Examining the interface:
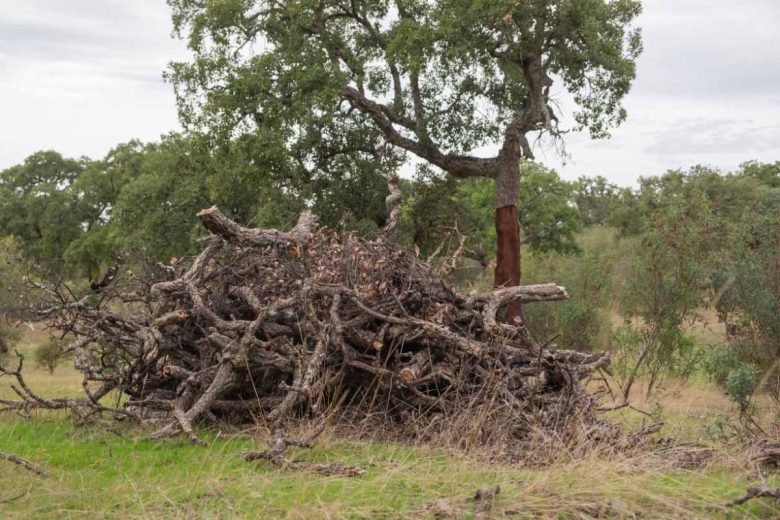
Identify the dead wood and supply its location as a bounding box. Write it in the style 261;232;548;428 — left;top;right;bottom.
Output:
0;450;47;477
755;442;780;471
726;485;780;507
473;485;501;519
2;206;615;464
379;168;402;241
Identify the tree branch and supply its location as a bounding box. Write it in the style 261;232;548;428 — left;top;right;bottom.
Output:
0;450;47;477
342;87;496;178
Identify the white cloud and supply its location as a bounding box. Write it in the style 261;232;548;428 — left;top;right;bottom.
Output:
545;0;780;185
0;0;188;166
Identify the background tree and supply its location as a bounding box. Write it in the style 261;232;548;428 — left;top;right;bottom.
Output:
711;189;780;396
0;151;87;272
739;160;780;189
572;175;620;226
63;141;147;278
33;339;65;374
400;162;581;266
109;132;398;262
167;0;642;322
0;145;144;279
0;237;25;358
617;188;715;400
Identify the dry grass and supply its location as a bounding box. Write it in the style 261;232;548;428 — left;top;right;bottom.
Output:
3;328;780;518
0;324;82;400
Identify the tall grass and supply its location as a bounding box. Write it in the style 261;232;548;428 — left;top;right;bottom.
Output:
2;308;780;518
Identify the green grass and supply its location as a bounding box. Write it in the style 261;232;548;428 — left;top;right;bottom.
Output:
3;414;780;518
0;408;780;518
3;333;780;518
0;417;780;518
0;418;512;518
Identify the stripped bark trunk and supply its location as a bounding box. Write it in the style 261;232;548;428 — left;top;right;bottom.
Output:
490;51;553;326
494;156;523;325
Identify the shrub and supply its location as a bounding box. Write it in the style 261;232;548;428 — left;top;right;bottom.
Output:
0;318;21;360
701;344;762;414
712;196;780;396
700;344;741;387
724;362;758;414
522;227;622;352
609;323;645;378
609;321;698;399
34;339;64;374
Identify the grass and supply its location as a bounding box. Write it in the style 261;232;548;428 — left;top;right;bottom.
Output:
3;331;780;518
3;417;779;519
1;419;495;518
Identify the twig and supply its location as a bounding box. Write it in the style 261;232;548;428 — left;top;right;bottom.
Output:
0;489;30;504
0;450;47;477
726;486;780;507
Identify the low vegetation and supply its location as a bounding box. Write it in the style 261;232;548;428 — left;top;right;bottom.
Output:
2;336;780;518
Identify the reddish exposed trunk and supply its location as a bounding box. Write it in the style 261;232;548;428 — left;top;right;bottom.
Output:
494;205;522;324
493;162;523;325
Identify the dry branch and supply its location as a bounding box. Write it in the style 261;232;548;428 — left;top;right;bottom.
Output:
379;169;402;241
4;206;614;463
726;486;780;507
0;450;47;477
473;485;501;519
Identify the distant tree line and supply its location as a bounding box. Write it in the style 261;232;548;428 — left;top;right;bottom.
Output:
0;135;588;280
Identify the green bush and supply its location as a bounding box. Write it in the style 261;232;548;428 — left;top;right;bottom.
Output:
0;318;21;360
701;344;762;414
724;362;758;413
33;339;64;374
703;192;780;408
522;227;624;352
700;345;741;387
608;323;645;378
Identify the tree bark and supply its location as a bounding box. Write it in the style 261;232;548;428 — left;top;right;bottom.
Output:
494;162;523;325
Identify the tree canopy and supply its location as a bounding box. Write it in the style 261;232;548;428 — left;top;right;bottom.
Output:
168;0;642;160
166;0;643;320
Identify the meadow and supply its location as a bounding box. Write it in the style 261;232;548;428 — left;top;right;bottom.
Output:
2;329;780;519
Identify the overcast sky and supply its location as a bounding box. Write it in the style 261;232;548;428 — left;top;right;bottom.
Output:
1;1;779;186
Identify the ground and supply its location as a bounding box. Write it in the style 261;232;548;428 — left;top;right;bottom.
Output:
2;327;779;519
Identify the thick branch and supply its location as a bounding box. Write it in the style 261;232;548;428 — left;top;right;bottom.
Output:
726;486;780;507
342;87;496;179
197;206;317;246
473;283;569;333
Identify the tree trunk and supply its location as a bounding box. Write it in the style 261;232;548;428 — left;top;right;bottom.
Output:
494;161;522;325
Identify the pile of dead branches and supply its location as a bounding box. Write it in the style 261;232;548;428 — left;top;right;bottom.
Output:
3;207;611;460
